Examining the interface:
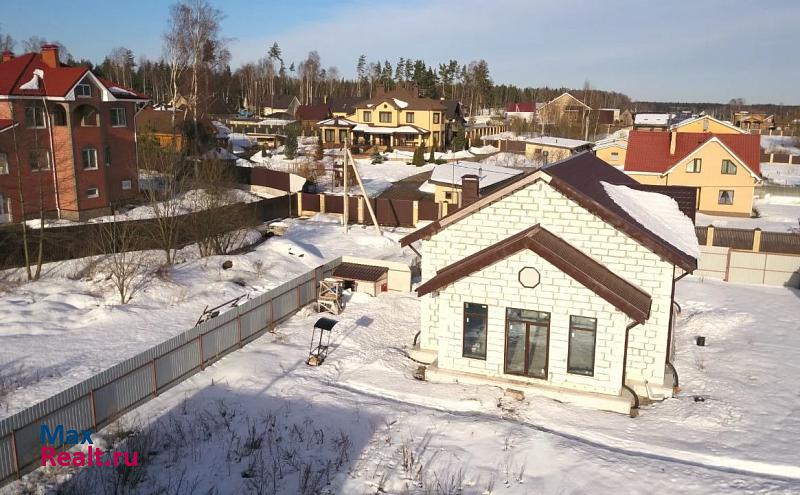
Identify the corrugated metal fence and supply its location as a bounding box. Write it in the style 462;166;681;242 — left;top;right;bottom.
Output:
0;258;341;487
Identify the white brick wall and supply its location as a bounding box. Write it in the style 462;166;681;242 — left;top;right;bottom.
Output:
419;179;676;391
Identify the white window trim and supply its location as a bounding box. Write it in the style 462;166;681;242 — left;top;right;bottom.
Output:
82;148;98;170
30;151;51;171
87;187;100;198
110;107;127;127
76;84;92;98
25;106;47;129
121;179;132;190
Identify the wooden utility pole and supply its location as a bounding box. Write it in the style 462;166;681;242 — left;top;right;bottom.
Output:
342;144;381;236
342;139;349;232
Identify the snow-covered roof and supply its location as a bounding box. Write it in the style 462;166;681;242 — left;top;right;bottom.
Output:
203;147;238;161
634;113;670;126
602;182;699;259
525;136;592;149
429;161;523;189
318;117;358;126
393;98;408;109
352;124;426;135
212;121;231;139
257;117;295;126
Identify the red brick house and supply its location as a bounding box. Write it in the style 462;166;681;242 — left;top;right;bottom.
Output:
0;45;148;223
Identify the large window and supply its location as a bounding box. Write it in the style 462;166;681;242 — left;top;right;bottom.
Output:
718;189;734;205
79;106;99;127
405;112;415;123
567;316;597;376
433;112;440;124
379;111;392;123
29;150;51;171
505;308;550;379
25;104;46;128
686;158;702;173
363;111;372;122
51;106;67;126
110;107;127;127
463;303;488;360
75;83;92;97
324;129;334;143
0;152;8;175
721;159;737;175
338;129;348;143
82;148;98;170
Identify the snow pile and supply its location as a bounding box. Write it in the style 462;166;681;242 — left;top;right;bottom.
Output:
392;98;408;109
761;163;800;186
696;197;800;232
761;135;800;155
211;121;231;139
469;144;499;155
602;182;699;259
228;132;258;150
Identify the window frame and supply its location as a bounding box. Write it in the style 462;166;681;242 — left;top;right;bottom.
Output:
110;107;127;127
121;179;132;191
25;104;47;128
610;151;620;160
0;152;8;175
504;308;551;379
567;315;597;377
721;159;737;175
51;105;67;126
718;189;734;205
324;129;334;143
79;107;99;127
82;148;98;170
379;111;392;123
686;158;702;173
86;187;100;199
75;83;92;98
433;112;441;124
363;111;372;122
29;150;51;171
462;302;488;360
405;112;415;124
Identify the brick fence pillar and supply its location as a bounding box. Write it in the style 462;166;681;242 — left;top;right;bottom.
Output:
753;228;762;252
706;225;715;246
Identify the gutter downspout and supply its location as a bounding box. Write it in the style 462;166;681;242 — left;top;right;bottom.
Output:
622;321;641;411
665;269;691;389
41;91;62;219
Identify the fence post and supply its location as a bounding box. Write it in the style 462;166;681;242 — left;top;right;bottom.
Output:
319;194;326;213
89;389;98;430
706;225;715;246
296;192;303;216
237;313;243;348
151;360;158;397
198;334;205;370
10;431;19;480
442;202;449;218
358;197;365;224
412;201;419;226
753;228;762;252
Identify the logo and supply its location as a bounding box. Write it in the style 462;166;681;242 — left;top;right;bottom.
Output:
40;425;139;468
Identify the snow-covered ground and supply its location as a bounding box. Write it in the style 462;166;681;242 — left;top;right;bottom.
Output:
696;197;800;232
762;163;800;186
479;151;540;169
0;216;416;420
761;135;800;155
12;277;800;494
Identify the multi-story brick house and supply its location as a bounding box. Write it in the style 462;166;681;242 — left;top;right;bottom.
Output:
402;152;698;414
0;45;148;223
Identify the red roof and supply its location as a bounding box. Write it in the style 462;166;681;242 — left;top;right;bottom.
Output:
0;52;147;100
624;131;761;176
506;102;535;113
297;104;330;121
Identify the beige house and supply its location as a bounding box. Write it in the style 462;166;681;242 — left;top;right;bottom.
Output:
319;84;446;150
536;92;591;125
593;136;628;168
262;95;300;117
624;130;761;216
524;137;592;163
402;153;697;414
671;115;746;135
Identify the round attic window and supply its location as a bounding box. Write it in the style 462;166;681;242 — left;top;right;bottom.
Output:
518;267;540;289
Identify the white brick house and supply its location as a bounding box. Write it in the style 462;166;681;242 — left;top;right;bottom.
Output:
401;152;699;414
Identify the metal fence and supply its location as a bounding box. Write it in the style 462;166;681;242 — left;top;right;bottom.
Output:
0;258;341;487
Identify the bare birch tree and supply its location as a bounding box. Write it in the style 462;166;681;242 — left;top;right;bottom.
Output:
95;217;142;304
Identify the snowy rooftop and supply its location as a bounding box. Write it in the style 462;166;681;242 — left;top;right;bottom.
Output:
602;182;699;259
525;136;592;149
634;113;670;126
429;161;523;189
352;123;424;135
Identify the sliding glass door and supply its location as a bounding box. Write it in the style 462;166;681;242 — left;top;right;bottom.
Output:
504;308;550;379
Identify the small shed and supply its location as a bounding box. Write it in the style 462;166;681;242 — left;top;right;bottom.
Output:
332;262;389;296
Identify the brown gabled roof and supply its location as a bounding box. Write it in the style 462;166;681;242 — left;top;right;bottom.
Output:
400;152;696;272
333;262;388;282
416;225;652;324
297;104;330;121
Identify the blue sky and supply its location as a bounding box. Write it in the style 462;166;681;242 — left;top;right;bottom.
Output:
2;0;799;104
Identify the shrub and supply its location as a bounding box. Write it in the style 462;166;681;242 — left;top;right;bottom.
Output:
434;158;448;165
350;145;361;154
370;149;384;164
412;145;425;166
751;207;761;218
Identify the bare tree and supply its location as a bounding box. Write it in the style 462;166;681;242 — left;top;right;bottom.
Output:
95;218;143;304
0;25;14;53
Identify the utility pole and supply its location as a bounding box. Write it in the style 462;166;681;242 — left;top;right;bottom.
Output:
342;138;348;232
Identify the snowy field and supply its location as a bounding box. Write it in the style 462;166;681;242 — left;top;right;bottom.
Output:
10;277;800;494
761;135;800;155
761;163;800;186
0;216;416;420
696;197;800;232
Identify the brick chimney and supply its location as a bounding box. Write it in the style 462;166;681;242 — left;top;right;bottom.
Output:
461;174;480;206
1;51;13;63
669;130;677;155
41;44;59;68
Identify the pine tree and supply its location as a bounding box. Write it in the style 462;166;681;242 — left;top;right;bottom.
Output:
428;136;437;162
314;132;324;161
285;124;299;159
412;144;425;166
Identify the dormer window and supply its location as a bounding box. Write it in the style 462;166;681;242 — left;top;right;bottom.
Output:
76;84;92;98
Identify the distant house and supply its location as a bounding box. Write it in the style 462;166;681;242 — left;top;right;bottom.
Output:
327;96;365;118
317;117;357;147
296;104;331;134
733;112;775;134
671;115;745;135
524;137;593;163
624;130;761;216
423;161;524;207
0;44;148;222
597;108;621;125
262;95;300;117
632;113;671;131
137;106;189;151
402;152;698;414
593;135;628;168
506;102;536;123
536;92;591;125
222;113;297;149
